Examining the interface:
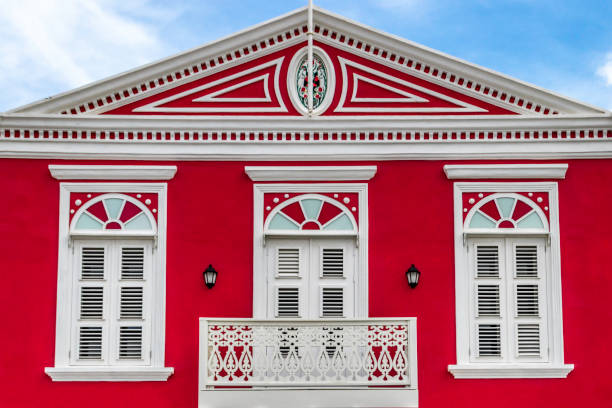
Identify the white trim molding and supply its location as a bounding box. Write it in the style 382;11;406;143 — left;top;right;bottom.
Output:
198;389;417;408
245;166;377;181
450;182;572;379
252;183;369;319
2;113;611;160
49;165;177;180
444;164;568;179
44;367;174;382
46;182;173;381
448;364;574;379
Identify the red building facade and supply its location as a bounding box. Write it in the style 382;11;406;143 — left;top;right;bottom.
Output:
1;6;611;408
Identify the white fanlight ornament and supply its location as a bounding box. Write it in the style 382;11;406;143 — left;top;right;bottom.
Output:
264;193;357;234
464;193;549;233
70;193;157;236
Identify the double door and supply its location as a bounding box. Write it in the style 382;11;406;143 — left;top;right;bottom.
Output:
266;238;356;319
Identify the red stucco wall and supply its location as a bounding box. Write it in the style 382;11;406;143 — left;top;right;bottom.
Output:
0;158;610;407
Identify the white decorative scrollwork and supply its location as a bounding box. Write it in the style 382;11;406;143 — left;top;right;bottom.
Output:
203;320;412;387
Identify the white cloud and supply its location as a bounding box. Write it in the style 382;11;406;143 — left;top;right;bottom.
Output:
597;53;612;86
0;0;175;111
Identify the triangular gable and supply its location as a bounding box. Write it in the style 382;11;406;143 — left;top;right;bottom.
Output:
9;6;607;116
338;59;482;113
103;40;516;116
328;50;509;115
129;58;287;114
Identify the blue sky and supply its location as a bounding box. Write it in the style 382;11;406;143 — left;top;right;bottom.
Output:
1;0;610;112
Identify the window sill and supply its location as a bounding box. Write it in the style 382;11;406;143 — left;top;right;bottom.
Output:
448;364;574;379
44;366;174;381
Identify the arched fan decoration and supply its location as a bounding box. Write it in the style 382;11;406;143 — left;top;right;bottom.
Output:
466;194;548;231
71;194;156;234
265;194;357;233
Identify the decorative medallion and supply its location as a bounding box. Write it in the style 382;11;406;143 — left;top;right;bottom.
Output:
296;54;328;110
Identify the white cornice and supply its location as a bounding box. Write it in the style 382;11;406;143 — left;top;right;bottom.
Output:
444;164;568;179
448;364;574;379
2;140;612;160
2;112;611;131
48;165;177;180
2;113;611;160
245;166;377;181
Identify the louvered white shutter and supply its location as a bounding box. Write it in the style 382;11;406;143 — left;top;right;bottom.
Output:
120;247;145;280
321;287;344;317
276;248;300;277
510;240;547;360
73;243;110;363
313;239;354;319
268;240;308;319
469;237;548;363
118;326;144;360
72;240;152;366
114;243;151;364
276;287;300;317
472;240;505;359
78;327;103;360
321;248;344;278
266;238;356;319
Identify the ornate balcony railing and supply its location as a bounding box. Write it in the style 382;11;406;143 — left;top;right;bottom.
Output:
199;318;417;388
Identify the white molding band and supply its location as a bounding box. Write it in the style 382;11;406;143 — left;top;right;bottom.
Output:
252;183;369;320
44;367;174;382
448;364;574;379
451;182;570;379
245;166;377;181
198;389;418;408
49;165;177;180
2;112;610;130
444;164;568;179
48;182;171;381
1;113;611;160
2;141;610;160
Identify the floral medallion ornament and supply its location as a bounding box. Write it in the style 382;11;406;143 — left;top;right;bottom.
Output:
296;54;328;110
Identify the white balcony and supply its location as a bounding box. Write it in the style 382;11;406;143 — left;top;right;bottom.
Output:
198;318;418;408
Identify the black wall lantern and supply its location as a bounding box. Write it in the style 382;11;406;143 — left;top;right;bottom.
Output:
203;264;218;289
406;264;420;289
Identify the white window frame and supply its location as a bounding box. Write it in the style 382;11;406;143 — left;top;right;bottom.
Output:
45;182;173;381
253;183;368;319
448;182;574;378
